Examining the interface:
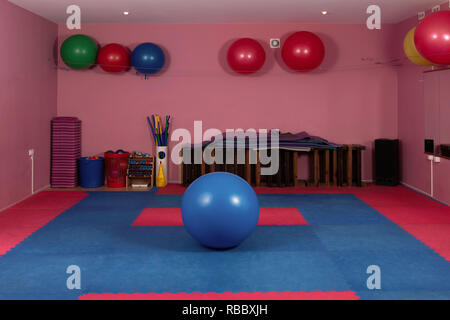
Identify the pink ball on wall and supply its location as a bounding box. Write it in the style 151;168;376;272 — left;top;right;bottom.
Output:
227;38;266;74
281;31;325;72
415;11;450;65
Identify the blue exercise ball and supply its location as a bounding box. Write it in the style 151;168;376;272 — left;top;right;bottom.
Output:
131;43;165;74
181;172;260;249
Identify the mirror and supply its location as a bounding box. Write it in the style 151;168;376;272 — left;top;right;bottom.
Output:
424;69;450;158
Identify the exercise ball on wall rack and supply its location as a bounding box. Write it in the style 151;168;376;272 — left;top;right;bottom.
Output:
131;43;166;75
97;43;131;73
415;11;450;65
60;34;98;70
281;31;325;72
226;38;266;74
404;27;434;66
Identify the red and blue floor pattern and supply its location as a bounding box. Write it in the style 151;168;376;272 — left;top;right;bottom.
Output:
0;185;449;300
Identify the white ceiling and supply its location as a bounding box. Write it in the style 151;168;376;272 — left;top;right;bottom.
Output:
8;0;444;24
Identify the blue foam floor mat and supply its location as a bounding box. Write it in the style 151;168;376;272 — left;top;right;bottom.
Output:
0;191;449;300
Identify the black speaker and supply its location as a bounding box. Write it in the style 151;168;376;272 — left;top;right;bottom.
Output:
425;139;434;154
375;139;399;186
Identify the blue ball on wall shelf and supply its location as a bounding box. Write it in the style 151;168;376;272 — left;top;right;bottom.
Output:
181;172;260;249
131;43;165;75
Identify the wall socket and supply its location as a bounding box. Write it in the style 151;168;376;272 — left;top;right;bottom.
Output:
432;5;441;13
28;149;34;157
418;11;425;20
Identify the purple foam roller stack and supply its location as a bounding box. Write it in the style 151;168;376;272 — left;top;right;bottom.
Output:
51;117;81;188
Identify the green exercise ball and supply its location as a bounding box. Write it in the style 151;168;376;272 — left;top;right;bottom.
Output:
60;35;98;69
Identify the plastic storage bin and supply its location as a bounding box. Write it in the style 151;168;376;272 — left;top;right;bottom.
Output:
79;157;104;188
104;152;130;188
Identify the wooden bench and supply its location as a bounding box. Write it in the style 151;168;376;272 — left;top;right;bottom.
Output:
181;145;366;188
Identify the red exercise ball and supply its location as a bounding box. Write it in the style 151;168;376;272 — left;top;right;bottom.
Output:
97;43;130;73
227;38;266;74
415;11;450;65
281;31;325;72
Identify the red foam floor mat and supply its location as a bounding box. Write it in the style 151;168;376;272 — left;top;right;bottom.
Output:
0;191;88;255
132;207;308;226
133;208;184;226
369;206;450;225
3;186;449;262
156;184;186;195
355;189;450;261
10;191;87;209
393;224;450;260
79;291;359;300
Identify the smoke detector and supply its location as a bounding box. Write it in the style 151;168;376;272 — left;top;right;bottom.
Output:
270;39;280;48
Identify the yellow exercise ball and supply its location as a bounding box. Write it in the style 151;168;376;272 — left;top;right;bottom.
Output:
404;27;434;66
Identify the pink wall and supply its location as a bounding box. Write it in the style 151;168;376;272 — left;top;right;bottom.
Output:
395;4;450;205
2;2;447;208
58;23;398;182
0;0;57;211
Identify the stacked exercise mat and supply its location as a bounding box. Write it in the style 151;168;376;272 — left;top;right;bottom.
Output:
51;117;81;188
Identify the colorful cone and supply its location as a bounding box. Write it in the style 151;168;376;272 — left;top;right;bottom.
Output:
156;161;167;187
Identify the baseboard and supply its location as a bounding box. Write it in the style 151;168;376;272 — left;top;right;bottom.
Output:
0;184;50;213
400;181;431;198
401;181;449;206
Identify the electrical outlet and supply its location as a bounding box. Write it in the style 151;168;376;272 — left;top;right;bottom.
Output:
427;155;434;161
432;5;440;13
418;11;425;20
28;149;34;157
434;157;441;163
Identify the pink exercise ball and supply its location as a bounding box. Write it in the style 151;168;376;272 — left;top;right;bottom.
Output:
415;11;450;65
281;31;325;72
227;38;266;74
